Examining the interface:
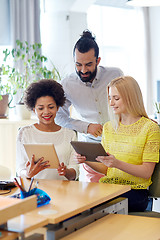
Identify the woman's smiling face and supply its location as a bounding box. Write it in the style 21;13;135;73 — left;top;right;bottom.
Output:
34;96;58;125
108;86;127;115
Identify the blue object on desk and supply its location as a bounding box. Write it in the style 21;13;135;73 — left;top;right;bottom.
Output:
20;188;51;207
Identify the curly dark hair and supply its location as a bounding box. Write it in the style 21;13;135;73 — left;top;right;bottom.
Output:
24;79;66;111
73;30;99;59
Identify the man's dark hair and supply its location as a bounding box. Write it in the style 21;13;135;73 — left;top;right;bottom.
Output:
73;30;99;59
24;79;66;110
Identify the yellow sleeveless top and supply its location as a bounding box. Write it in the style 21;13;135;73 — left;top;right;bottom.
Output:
99;117;160;189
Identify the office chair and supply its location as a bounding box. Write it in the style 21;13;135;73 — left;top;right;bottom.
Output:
0;165;11;180
129;154;160;218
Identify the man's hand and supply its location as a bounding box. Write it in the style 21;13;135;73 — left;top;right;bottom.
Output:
87;123;103;137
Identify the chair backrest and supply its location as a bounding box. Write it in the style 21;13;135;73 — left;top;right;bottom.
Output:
149;152;160;198
0;165;11;180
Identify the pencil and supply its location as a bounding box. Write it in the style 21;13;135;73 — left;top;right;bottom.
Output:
14;178;25;192
28;177;34;192
20;177;25;190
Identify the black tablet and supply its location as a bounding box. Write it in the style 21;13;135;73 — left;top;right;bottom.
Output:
70;141;108;162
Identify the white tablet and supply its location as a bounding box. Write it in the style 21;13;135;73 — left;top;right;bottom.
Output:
70;141;108;162
23;143;60;169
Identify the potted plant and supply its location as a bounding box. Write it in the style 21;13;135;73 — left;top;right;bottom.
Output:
155;102;160;124
1;40;61;119
0;67;13;118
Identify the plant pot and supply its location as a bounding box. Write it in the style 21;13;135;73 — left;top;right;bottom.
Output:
0;94;9;118
16;104;31;120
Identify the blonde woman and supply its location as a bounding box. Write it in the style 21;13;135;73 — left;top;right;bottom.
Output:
76;76;160;212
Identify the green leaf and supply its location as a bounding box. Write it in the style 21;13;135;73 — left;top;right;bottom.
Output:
20;42;23;49
34;52;37;58
1;39;61;103
16;40;20;45
38;43;42;48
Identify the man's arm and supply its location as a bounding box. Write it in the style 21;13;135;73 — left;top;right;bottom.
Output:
55;98;90;133
56;103;103;137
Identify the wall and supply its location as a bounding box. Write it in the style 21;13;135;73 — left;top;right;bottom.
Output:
41;1;160;116
40;0;88;78
149;7;160;103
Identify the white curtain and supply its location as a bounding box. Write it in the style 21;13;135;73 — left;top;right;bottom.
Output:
0;0;10;45
10;0;41;47
9;0;41;107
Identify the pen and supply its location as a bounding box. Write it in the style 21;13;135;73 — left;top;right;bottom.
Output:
14;178;25;192
28;177;34;192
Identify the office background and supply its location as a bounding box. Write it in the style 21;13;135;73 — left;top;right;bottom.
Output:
0;0;160;213
0;0;160;116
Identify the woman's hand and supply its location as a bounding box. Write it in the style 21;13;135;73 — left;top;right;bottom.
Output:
74;152;86;164
96;152;119;168
25;154;50;178
57;162;76;180
57;162;67;176
96;154;156;179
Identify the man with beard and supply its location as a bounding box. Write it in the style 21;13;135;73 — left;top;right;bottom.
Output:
55;30;123;142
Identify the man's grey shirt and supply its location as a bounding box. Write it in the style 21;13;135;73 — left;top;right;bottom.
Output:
55;66;123;135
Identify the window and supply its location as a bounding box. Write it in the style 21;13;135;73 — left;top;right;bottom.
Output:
0;0;11;71
87;5;147;107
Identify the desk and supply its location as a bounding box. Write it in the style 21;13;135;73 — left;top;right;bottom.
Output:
0;230;19;240
61;213;160;240
0;192;48;239
0;195;37;225
7;180;130;239
0;195;37;239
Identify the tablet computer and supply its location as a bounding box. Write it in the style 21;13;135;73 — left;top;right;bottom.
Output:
70;141;108;162
23;143;60;169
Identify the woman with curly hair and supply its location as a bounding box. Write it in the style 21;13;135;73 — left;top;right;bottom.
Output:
16;79;79;180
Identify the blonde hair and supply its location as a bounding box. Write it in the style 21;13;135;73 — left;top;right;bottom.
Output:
107;76;148;128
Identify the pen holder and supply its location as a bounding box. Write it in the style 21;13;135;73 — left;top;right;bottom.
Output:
20;188;51;207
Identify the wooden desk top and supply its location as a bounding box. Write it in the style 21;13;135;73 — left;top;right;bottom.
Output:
61;214;160;240
0;195;37;225
7;214;48;234
9;179;130;226
0;230;19;240
0;189;48;235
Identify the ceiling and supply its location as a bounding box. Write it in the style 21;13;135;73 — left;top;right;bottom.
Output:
95;0;131;8
44;0;132;13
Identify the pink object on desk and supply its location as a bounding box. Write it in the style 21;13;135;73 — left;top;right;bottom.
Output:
83;163;105;182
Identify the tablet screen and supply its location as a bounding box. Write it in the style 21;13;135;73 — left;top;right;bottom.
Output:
70;141;108;162
23;143;60;169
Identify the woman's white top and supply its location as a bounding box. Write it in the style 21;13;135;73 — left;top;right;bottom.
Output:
16;125;79;180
